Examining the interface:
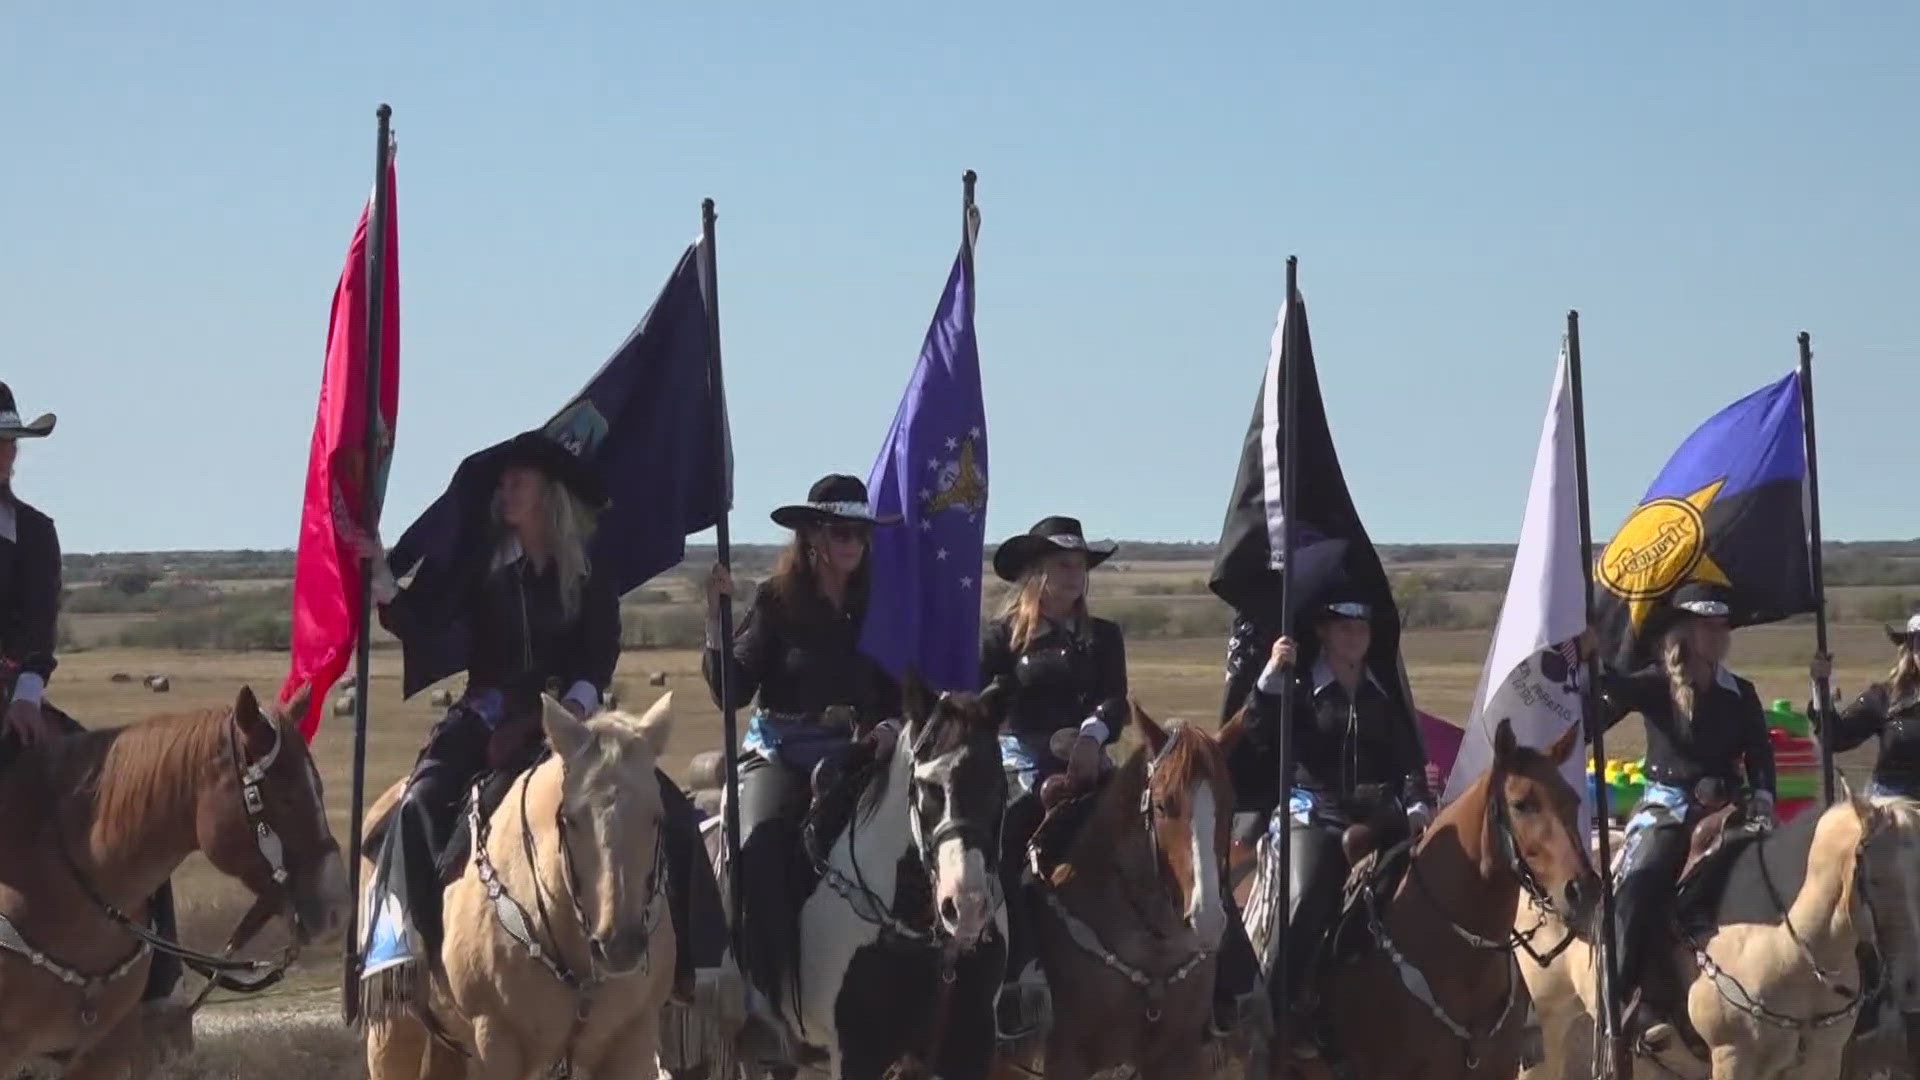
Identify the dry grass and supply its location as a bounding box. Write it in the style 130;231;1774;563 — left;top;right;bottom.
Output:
29;621;1904;1077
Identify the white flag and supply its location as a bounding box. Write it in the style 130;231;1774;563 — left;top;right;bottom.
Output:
1442;343;1592;825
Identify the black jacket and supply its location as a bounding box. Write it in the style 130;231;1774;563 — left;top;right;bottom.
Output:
0;488;60;684
979;614;1127;748
380;550;620;715
1813;679;1920;793
703;580;899;728
1231;658;1432;815
1599;664;1775;797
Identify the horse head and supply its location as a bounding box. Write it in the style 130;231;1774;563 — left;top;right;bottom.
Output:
197;684;349;946
1486;717;1598;931
900;669;1007;948
536;691;674;979
1133;700;1236;950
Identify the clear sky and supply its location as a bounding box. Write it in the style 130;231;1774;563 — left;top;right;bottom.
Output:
6;2;1915;554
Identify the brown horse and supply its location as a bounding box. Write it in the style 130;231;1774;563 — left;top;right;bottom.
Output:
0;685;350;1078
1240;717;1596;1080
997;702;1241;1080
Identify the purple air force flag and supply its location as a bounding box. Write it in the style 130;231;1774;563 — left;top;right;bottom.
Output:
860;231;988;692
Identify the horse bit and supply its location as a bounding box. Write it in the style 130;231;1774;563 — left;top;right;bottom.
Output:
0;710;301;1028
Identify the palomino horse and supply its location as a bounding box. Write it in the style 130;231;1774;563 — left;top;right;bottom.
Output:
1239;717;1597;1080
993;703;1240;1080
0;685;350;1077
1519;785;1920;1080
694;673;1009;1080
364;692;680;1080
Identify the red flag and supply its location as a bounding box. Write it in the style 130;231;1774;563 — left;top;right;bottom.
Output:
282;164;399;740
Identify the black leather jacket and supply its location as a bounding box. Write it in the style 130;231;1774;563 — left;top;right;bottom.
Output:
1231;657;1433;816
979;614;1128;750
1813;679;1920;793
0;488;61;684
1598;664;1775;798
381;551;620;714
703;580;900;728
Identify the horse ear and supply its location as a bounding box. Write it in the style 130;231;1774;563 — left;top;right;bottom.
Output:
1133;698;1168;755
633;692;674;759
1493;717;1517;764
232;685;277;756
1548;720;1581;766
542;695;590;760
1217;709;1247;755
279;681;314;730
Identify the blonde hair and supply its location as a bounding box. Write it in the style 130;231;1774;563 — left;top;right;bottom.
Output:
493;473;597;621
1663;623;1699;721
1891;645;1920;701
999;565;1089;652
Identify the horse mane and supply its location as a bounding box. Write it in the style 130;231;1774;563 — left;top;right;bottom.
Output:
44;708;233;850
1055;744;1154;884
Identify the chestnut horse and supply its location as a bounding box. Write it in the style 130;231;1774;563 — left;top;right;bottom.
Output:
0;685;350;1078
996;703;1241;1080
1240;718;1597;1080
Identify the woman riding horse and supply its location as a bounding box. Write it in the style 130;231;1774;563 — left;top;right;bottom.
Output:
0;380;184;1018
1810;612;1920;800
981;516;1128;1041
1223;582;1434;1033
1597;580;1777;1058
354;429;725;1001
701;473;904;1053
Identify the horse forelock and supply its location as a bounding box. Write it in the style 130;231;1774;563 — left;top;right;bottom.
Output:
1148;721;1229;805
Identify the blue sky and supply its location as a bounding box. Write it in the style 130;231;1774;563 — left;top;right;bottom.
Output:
6;2;1915;554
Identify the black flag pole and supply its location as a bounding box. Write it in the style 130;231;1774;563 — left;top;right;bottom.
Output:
341;102;394;1025
1799;332;1836;806
1566;309;1622;1069
699;198;747;977
1271;254;1300;1030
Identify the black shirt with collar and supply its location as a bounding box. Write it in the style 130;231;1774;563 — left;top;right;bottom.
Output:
1813;679;1920;793
703;580;900;728
1598;663;1775;797
979;613;1128;748
0;487;61;684
1232;656;1433;814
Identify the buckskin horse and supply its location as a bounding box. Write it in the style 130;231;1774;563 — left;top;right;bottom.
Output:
686;673;1009;1080
0;684;349;1078
994;702;1243;1080
363;692;684;1080
1519;783;1920;1080
1239;717;1597;1080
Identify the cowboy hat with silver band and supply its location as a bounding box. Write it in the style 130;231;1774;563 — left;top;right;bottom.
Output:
770;474;901;530
1888;613;1920;647
992;515;1117;581
0;382;54;439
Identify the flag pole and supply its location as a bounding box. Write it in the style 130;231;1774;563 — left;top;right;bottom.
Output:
962;169;977;280
1566;309;1622;1072
1271;254;1300;1033
699;198;747;975
1799;332;1836;806
341;102;393;1024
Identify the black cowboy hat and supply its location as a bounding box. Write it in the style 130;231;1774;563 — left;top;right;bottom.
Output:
1306;581;1375;624
1887;612;1920;647
494;430;608;511
770;474;901;530
992;516;1118;582
1640;581;1738;644
0;382;54;439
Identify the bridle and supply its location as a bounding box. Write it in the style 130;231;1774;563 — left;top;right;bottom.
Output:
0;708;305;1029
469;748;668;1078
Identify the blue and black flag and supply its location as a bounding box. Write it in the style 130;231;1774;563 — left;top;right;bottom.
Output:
383;241;730;698
1594;371;1813;669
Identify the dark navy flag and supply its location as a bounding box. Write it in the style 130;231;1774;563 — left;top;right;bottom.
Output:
860;237;988;693
1594;370;1811;669
384;241;729;698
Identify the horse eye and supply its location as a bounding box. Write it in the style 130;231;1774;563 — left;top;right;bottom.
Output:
1512;796;1539;814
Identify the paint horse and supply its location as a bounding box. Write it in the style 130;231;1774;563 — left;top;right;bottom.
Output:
363;693;682;1080
0;685;349;1078
1240;717;1598;1080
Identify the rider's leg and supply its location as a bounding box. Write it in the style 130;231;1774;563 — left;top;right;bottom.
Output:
385;705;491;957
996;787;1047;1040
140;880;183;1002
734;752;809;1019
1276;822;1347;1021
1611;821;1689;1040
1210;880;1260;1036
653;768;730;1000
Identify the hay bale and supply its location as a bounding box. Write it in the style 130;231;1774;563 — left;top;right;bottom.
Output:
428;689;454;708
685;750;725;792
339;673;357;690
144;675;171;693
333;691;356;717
110;672;134;684
693;788;723;819
649;671;669;687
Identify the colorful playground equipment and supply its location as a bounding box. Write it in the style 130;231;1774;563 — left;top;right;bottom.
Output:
1591;699;1822;823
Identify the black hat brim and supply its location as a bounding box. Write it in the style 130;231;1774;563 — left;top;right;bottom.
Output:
992;533;1118;582
1888;624;1920;647
0;413;56;439
496;432;608;511
769;503;902;530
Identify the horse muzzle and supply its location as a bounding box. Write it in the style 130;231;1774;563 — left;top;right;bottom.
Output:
1560;868;1602;932
294;847;352;945
933;839;995;946
589;927;653;978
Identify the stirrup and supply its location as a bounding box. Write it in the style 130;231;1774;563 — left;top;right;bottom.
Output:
995;968;1052;1042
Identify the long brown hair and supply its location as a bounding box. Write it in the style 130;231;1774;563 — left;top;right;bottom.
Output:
1891;643;1920;701
998;565;1090;652
767;529;870;614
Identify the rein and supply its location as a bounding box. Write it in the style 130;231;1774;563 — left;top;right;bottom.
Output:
468;751;668;1079
0;710;301;1029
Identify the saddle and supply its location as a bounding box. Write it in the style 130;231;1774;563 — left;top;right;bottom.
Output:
1028;775;1108;886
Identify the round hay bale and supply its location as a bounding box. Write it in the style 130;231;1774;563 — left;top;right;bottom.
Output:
693;788;723;819
340;673;357;690
428;689;455;708
145;675;171;693
685;750;725;792
333;690;356;717
648;671;669;687
109;672;134;684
